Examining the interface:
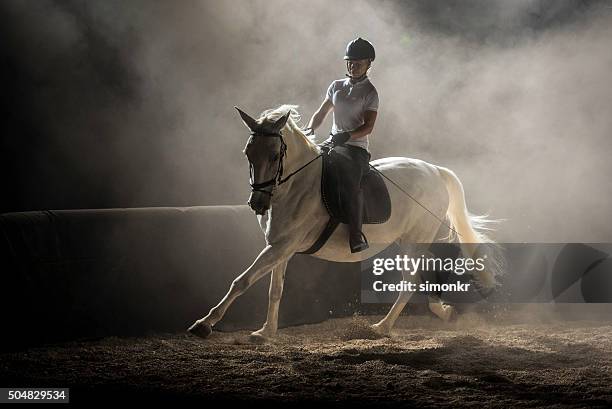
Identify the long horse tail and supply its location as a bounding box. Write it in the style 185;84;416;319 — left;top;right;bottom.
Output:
438;166;504;289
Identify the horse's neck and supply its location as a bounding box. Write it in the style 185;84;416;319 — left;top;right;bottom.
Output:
265;130;323;240
266;162;323;245
284;129;320;174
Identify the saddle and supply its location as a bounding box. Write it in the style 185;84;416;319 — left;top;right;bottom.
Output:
298;146;392;254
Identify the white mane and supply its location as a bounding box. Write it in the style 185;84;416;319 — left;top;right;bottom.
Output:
259;104;318;148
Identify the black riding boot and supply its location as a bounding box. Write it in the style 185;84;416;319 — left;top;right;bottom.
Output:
348;189;369;253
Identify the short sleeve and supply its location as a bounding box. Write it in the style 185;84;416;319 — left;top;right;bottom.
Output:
325;81;335;102
364;88;379;112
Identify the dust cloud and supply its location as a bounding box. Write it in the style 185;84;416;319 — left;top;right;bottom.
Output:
1;0;611;242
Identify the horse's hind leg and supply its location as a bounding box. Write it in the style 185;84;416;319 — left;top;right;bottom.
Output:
372;222;446;335
372;265;418;336
371;241;422;336
188;244;291;339
371;249;456;334
428;295;456;322
249;259;288;343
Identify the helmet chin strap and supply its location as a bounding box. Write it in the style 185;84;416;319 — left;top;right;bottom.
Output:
345;72;368;82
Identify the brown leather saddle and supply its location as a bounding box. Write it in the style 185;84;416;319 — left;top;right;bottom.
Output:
298;148;391;254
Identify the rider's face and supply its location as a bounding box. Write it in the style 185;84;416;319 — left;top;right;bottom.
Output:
346;59;370;79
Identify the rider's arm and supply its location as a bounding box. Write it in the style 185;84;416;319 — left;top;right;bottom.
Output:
307;99;334;132
348;110;377;140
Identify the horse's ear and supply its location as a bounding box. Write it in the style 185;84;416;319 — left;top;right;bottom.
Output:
271;111;291;133
235;106;258;131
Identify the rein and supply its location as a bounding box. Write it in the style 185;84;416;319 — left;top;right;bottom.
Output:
369;163;463;239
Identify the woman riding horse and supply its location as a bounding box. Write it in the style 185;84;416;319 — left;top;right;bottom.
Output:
187;38;500;342
305;37;378;253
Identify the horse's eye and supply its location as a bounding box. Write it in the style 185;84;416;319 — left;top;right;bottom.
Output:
271;153;279;161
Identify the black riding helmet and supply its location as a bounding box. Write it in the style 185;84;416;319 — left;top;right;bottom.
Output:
344;37;375;61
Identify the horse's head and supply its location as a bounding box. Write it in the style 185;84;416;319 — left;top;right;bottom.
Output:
236;107;290;215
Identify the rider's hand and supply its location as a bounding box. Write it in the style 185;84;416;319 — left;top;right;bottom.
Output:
331;131;351;146
317;140;334;155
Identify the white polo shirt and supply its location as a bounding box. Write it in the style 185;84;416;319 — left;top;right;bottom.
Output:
323;77;379;152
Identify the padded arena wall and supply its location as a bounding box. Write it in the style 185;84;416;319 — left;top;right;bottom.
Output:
0;206;360;350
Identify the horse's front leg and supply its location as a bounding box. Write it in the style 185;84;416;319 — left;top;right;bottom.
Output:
249;259;288;343
188;243;292;339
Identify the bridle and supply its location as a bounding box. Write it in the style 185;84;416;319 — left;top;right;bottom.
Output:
248;131;287;197
247;130;323;198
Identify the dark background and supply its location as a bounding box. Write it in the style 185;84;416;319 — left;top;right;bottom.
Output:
1;8;612;404
1;0;611;242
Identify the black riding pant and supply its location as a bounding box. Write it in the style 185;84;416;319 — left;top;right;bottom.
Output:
331;145;371;238
331;145;371;192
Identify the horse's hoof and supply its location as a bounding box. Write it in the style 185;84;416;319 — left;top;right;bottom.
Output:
439;305;457;322
445;306;458;322
429;302;457;323
188;321;212;339
248;331;270;344
370;323;391;336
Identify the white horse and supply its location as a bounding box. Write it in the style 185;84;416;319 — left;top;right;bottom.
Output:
189;105;498;342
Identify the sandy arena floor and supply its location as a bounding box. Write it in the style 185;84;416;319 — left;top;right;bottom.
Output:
1;310;611;407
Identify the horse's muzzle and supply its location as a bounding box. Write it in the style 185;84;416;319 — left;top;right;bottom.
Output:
247;192;270;215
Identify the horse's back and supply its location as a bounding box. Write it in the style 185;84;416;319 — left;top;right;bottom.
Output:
371;156;444;187
370;156;449;223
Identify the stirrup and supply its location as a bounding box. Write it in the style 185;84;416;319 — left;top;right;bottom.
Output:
350;232;369;253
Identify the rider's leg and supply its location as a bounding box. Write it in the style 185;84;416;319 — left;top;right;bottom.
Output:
332;145;370;253
348;188;368;253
